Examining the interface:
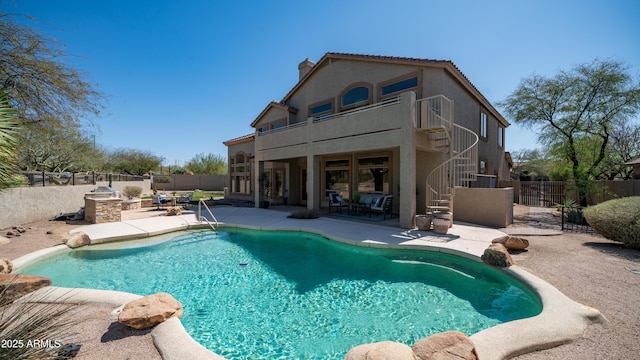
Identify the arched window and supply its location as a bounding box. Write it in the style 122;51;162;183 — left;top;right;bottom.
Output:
340;83;372;110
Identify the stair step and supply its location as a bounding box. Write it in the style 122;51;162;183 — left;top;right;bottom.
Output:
432;199;450;204
427;205;451;211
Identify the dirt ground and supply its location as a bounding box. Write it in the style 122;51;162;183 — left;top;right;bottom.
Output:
1;205;639;359
1;215;162;360
509;205;640;360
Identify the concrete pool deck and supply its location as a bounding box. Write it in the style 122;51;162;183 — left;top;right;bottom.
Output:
13;206;606;360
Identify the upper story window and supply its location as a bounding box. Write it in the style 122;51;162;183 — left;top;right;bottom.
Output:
480;111;488;139
340;83;371;111
309;99;333;118
498;126;505;149
380;76;418;98
270;121;285;130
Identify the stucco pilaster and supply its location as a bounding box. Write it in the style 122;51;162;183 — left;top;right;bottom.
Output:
306;154;320;212
399;92;417;228
255;161;264;208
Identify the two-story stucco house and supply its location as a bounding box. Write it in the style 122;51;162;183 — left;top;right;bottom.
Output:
224;52;510;228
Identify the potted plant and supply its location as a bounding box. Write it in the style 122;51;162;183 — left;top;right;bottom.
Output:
259;172;271;208
353;192;361;203
415;214;432;231
433;217;449;234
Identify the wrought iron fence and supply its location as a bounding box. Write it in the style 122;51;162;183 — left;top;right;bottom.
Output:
561;205;594;233
520;181;565;207
20;171;144;187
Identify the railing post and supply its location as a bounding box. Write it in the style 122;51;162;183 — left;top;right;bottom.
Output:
42;171;45;187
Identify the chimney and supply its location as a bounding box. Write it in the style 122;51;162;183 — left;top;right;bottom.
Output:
298;58;315;80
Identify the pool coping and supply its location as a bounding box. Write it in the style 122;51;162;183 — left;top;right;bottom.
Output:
12;207;606;360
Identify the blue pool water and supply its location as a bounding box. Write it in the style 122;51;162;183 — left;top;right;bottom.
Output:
19;228;541;359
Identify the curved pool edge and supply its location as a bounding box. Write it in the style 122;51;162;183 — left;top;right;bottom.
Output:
470;266;606;360
14;211;607;360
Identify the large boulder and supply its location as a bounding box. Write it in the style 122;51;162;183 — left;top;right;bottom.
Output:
412;331;478;360
491;235;529;250
66;232;91;248
117;292;183;330
481;243;514;267
0;274;52;302
0;258;13;273
345;341;417;360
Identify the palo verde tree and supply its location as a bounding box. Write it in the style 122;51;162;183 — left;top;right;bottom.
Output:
0;13;103;125
500;59;640;205
186;153;227;175
106;148;163;176
1;13;104;176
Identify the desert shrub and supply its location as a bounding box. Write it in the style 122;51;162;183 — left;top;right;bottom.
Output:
583;196;640;249
0;286;80;359
287;209;319;219
122;186;142;199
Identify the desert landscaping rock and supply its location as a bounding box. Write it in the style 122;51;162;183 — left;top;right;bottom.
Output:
345;341;417;360
492;235;530;250
0;273;52;302
481;243;514;267
66;231;91;248
118;292;183;330
412;331;478;360
0;257;12;273
165;206;182;216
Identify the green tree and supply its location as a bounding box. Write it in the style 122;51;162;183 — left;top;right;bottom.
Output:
0;93;20;190
511;149;554;180
16;121;98;172
186;153;227;175
0;14;103;126
107;148;163;176
500;59;640;205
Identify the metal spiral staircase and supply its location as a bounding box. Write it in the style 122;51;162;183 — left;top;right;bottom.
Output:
418;95;479;217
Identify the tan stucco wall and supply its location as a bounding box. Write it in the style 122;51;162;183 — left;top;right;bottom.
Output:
0;180;151;229
453;187;514;228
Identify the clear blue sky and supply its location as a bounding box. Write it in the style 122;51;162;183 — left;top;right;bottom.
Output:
4;0;640;166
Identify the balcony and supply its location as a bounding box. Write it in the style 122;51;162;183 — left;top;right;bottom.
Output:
255;93;414;153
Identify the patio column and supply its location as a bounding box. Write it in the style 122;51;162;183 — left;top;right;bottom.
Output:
254;161;264;208
399;92;417;229
306;154;320;212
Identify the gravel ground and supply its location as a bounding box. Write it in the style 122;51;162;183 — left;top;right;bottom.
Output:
2;206;639;359
509;206;640;360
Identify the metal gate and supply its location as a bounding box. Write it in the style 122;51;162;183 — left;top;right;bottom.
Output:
519;181;565;207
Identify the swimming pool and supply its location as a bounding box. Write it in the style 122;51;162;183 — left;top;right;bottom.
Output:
19;228;542;359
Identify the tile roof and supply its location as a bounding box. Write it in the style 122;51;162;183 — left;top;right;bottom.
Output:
222;133;254;146
250;101;299;128
283;52;509;126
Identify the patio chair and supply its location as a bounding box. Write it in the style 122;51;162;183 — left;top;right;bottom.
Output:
176;193;193;209
152;194;171;210
369;195;393;220
329;192;348;214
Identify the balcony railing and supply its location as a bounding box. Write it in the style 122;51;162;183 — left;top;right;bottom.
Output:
312;96;401;123
257;121;307;136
